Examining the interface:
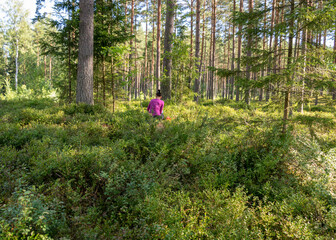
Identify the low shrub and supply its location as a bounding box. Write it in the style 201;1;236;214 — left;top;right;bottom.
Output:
1;98;336;239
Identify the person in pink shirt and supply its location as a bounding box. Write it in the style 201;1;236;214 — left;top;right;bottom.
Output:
147;90;164;120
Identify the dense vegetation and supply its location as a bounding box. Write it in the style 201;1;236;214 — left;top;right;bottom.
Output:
1;0;336;238
1;96;336;239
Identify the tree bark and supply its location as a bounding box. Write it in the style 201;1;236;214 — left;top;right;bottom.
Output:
76;0;94;105
283;0;294;133
144;0;148;98
156;0;162;90
333;29;336;100
194;0;201;102
49;56;52;88
189;0;194;88
68;29;72;102
103;56;106;106
210;0;216;101
135;14;139;99
260;0;267;101
236;0;243;101
128;0;134;101
200;0;206;99
151;0;156;97
44;56;47;81
300;25;307;113
111;57;115;112
123;1;128;95
15;38;19;91
278;0;285;74
266;0;276;102
230;0;236;100
245;0;253;105
227;25;231;99
162;0;175;99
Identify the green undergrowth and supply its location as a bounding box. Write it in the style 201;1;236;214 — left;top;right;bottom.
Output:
1;98;336;239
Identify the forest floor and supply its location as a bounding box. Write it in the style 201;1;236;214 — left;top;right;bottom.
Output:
1;97;336;239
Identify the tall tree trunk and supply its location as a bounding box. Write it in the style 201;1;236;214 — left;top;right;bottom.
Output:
76;0;94;105
205;37;209;99
123;1;128;95
208;26;212;100
151;0;156;97
259;0;267;101
162;0;175;99
266;0;276;102
128;0;134;101
44;56;47;81
323;29;327;49
283;0;294;133
156;0;162;90
135;14;139;99
230;0;236;100
144;0;148;98
227;25;231;99
49;56;52;88
189;0;194;88
245;0;253;105
194;0;201;102
68;30;72;102
294;23;300;59
278;0;284;74
236;0;243;101
300;3;307;113
102;56;106;106
15;38;19;91
273;0;279;75
111;57;115;112
200;0;206;99
37;37;40;67
210;0;216;101
333;29;336;100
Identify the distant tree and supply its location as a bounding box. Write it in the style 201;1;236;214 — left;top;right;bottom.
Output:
282;0;294;133
1;0;30;92
210;0;216;101
36;0;79;102
128;0;134;101
0;27;6;84
189;0;194;89
230;0;235;100
194;0;201;102
333;29;336;100
236;0;243;101
143;0;149;99
245;0;253;105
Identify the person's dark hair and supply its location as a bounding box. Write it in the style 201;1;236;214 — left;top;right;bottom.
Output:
156;90;162;97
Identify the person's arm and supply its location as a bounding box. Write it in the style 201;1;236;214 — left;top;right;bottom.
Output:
160;101;164;114
147;101;151;113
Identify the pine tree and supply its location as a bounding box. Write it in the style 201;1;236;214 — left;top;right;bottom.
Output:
162;0;175;99
76;0;94;105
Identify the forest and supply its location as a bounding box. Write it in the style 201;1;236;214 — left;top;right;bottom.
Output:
1;0;336;238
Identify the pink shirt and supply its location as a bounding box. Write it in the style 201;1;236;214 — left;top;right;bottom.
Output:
147;98;164;116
